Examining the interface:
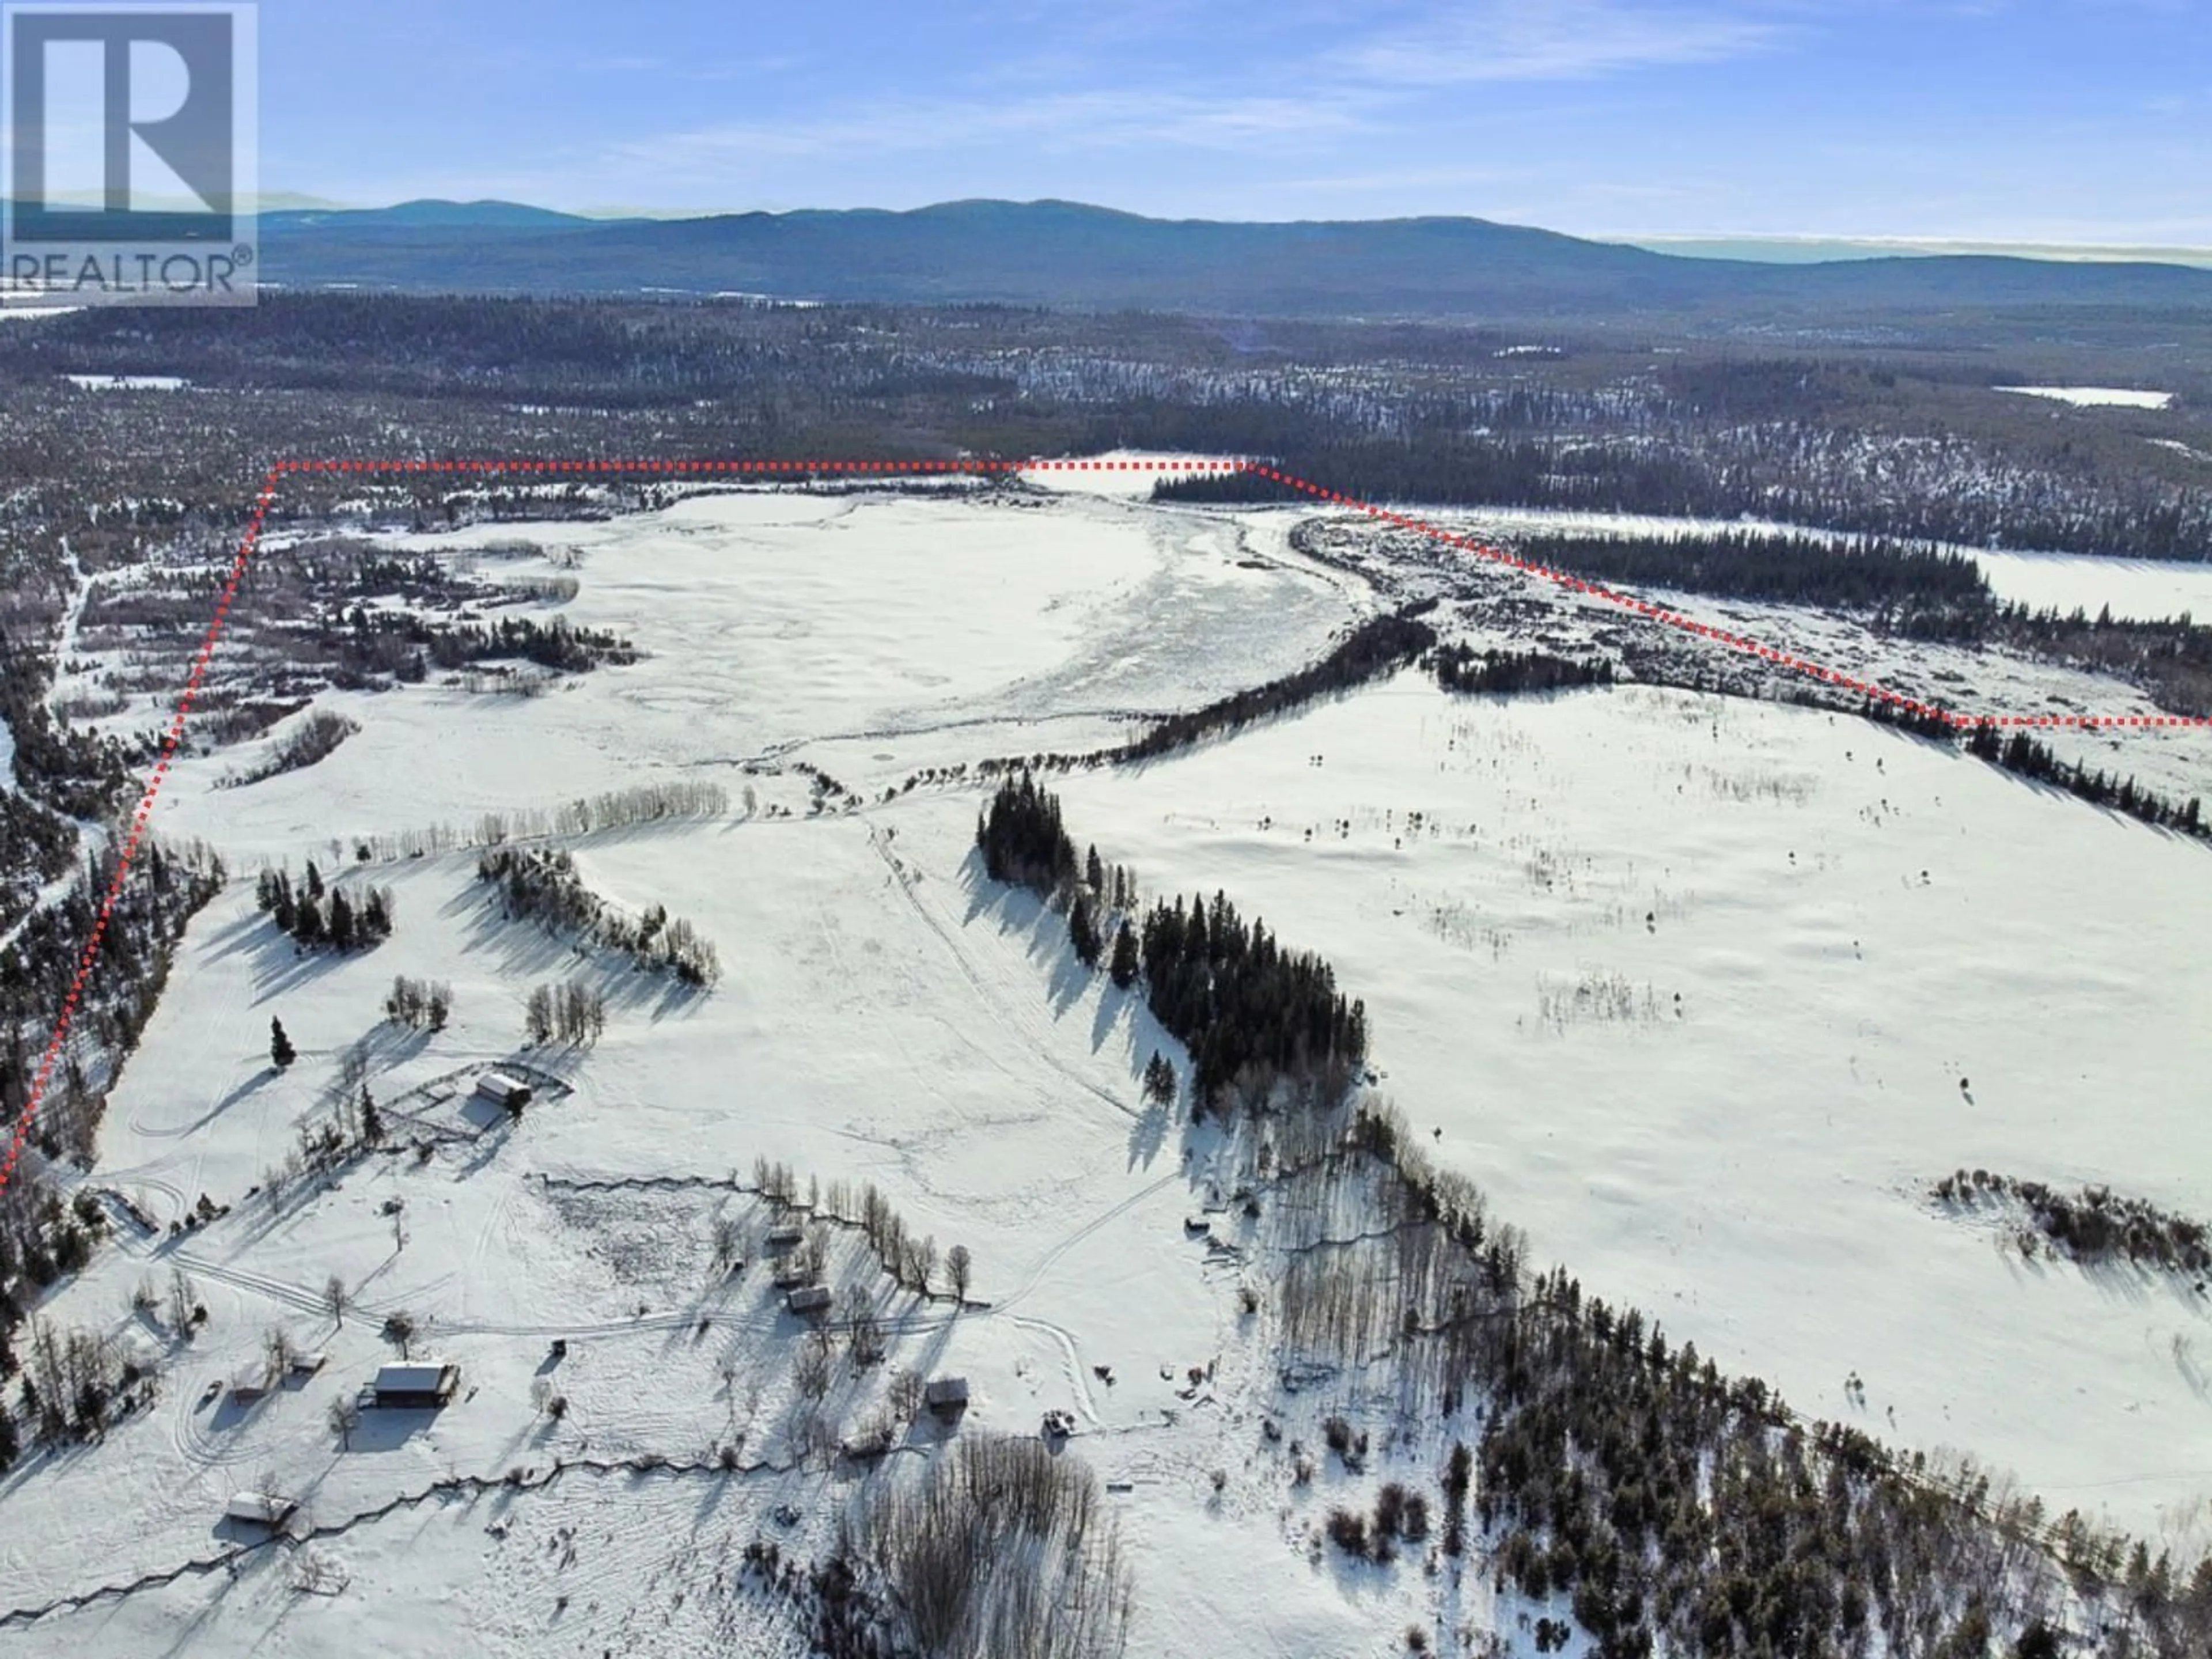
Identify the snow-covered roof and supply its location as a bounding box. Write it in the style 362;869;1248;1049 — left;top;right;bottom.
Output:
373;1361;456;1393
225;1491;295;1524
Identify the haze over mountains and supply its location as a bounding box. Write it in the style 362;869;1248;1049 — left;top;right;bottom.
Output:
248;198;2212;320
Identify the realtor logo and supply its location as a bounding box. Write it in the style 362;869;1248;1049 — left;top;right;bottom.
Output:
3;3;257;302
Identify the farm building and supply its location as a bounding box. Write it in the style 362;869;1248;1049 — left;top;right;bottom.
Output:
370;1360;461;1409
925;1377;969;1419
785;1286;833;1317
472;1071;532;1112
764;1225;804;1254
288;1351;327;1379
225;1491;297;1529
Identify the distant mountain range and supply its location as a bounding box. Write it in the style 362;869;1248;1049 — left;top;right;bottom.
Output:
244;198;2212;319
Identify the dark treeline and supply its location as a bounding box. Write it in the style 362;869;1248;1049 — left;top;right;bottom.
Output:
1138;890;1366;1113
1431;644;1616;696
1115;608;1438;763
0;639;137;823
0;838;224;1377
314;608;636;685
1964;722;2205;837
1507;533;2212;717
1513;531;1991;632
1937;1169;2212;1277
0;793;77;943
975;774;1365;1112
1147;406;2212;563
478;844;720;984
1851;698;2206;839
976;608;1440;780
1982;605;2212;720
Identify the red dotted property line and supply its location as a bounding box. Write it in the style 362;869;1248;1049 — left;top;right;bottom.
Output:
1235;465;2212;735
1;469;279;1201
2;454;2202;1202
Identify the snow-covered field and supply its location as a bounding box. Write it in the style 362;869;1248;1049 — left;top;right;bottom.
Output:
1996;385;2175;410
5;480;2210;1653
1052;676;2212;1537
59;374;192;392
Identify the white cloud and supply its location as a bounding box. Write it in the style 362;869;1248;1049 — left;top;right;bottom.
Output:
600;86;1369;184
1344;0;1787;85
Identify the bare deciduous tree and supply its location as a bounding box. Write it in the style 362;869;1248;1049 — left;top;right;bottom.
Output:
794;1327;833;1402
711;1214;743;1275
859;1433;1134;1659
946;1244;973;1302
165;1265;198;1334
381;1308;418;1359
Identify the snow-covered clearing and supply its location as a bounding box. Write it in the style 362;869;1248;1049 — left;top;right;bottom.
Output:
1996;385;2175;410
1050;675;2212;1542
3;481;2209;1653
60;375;192;392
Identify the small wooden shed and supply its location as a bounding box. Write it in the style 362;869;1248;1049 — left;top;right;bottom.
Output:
371;1359;460;1409
785;1286;833;1318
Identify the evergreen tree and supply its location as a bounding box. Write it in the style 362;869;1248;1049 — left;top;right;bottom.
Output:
1142;1052;1177;1108
1109;921;1139;989
304;861;324;900
1068;893;1101;969
270;1017;296;1071
359;1085;383;1147
292;893;325;946
327;888;355;951
1085;843;1104;894
0;1402;16;1472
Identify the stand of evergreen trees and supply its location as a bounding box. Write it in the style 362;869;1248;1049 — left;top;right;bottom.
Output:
1964;722;2205;838
978;772;1364;1116
1148;414;2212;565
1511;531;1991;630
0;837;224;1380
1431;644;1615;696
975;771;1078;895
478;845;720;984
1137;890;1366;1114
972;607;1440;781
1113;607;1437;763
254;862;395;952
1505;533;2212;717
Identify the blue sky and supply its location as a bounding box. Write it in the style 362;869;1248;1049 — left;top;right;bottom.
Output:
253;0;2209;244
